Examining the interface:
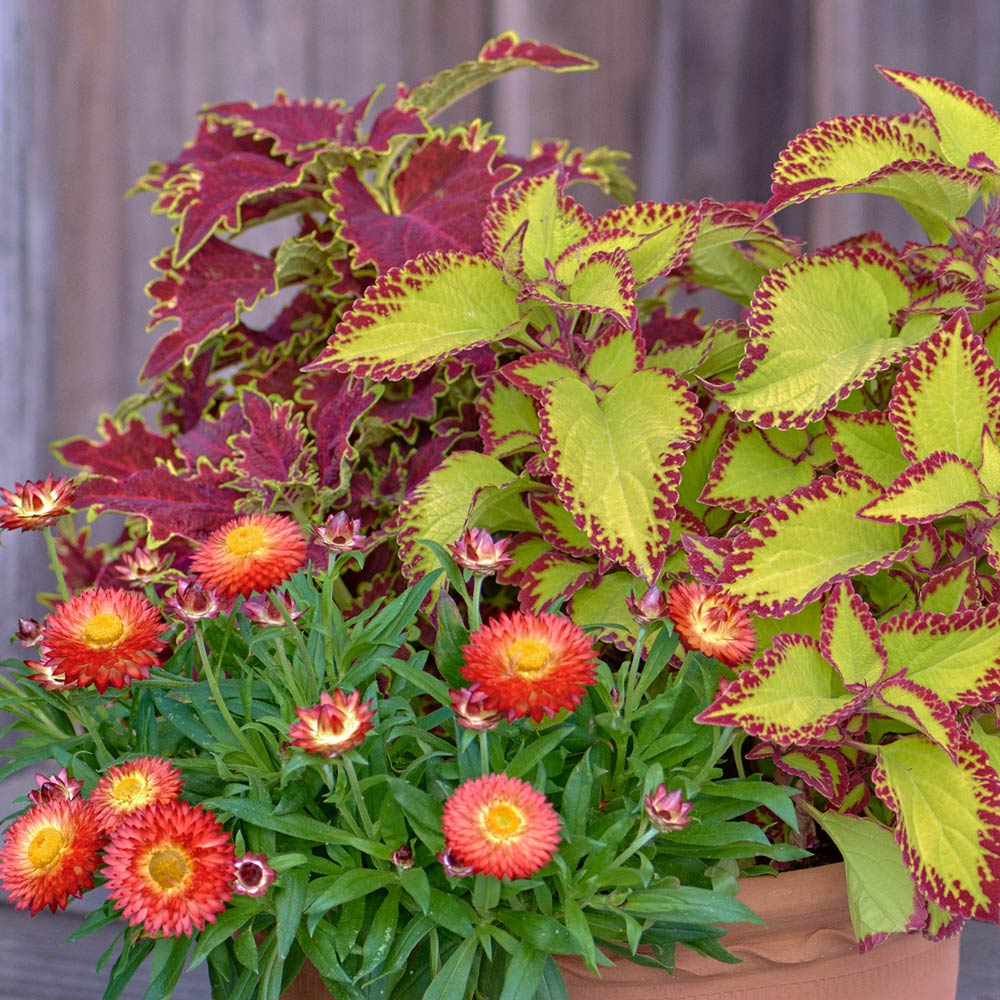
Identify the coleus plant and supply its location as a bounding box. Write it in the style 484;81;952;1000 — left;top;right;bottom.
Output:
37;32;1000;955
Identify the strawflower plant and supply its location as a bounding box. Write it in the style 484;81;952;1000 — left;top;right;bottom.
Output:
4;26;1000;999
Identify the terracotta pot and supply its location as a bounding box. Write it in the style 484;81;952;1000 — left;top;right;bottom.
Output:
282;863;960;1000
556;863;960;1000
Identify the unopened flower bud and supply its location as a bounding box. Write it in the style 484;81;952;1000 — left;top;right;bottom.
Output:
28;768;83;806
450;684;501;732
113;545;172;587
233;852;277;897
448;528;513;576
644;784;693;833
314;512;366;553
436;849;473;878
164;579;224;632
625;585;671;626
16;618;43;647
0;476;76;531
392;844;414;870
242;590;302;627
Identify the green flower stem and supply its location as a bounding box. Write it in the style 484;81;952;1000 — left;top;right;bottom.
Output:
342;755;378;844
620;625;648;721
193;626;264;767
42;527;70;602
468;574;486;632
67;703;113;767
478;730;491;775
608;821;660;872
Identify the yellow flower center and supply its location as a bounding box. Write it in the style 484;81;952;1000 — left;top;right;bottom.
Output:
225;524;267;558
147;847;191;892
481;802;525;843
505;637;553;678
695;602;732;641
28;827;65;870
111;775;147;806
82;612;126;648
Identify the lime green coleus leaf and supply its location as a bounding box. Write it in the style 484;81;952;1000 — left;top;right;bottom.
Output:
818;582;887;689
593;200;701;285
482;169;592;282
813;812;923;949
477;376;540;459
888;311;1000;464
713;247;911;429
534;245;638;329
873;734;1000;921
517;549;596;615
825;410;909;486
877;605;1000;708
718;473;911;616
762;113;981;240
538;369;701;582
569;570;640;647
696;633;865;745
306;251;523;381
583;325;643;388
858;451;988;523
872;673;962;759
879;66;1000;173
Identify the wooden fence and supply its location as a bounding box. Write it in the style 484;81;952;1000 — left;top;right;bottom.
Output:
2;0;999;624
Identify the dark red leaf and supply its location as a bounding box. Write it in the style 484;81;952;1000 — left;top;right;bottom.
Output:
307;376;381;489
55;418;180;477
478;34;597;70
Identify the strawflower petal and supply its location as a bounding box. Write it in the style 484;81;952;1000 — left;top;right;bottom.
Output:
460;611;598;722
287;690;375;759
102;800;235;937
0;799;104;914
666;582;756;667
190;513;308;598
91;757;184;832
39;588;167;693
442;774;561;880
0;476;75;531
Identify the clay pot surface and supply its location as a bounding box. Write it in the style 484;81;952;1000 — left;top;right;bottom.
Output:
556;862;960;1000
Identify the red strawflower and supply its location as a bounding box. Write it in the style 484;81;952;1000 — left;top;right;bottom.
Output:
287;690;375;759
644;784;693;833
39;588;166;693
233;852;276;897
460;611;598;722
666;582;756;667
102;800;235;937
90;757;184;833
25;661;70;692
0;476;76;531
113;545;173;588
441;774;561;880
190;513;308;598
0;799;104;914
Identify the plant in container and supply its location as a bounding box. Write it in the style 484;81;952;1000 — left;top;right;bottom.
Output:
2;29;1000;1000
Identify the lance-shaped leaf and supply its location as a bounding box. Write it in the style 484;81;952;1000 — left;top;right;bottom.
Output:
538;369;701;582
592;201;701;285
761;114;980;240
879;67;1000;172
825;409;909;485
858;451;988;523
696;633;864;746
718;473;911;617
701;425;819;512
889;311;1000;464
878;605;1000;708
305;252;522;381
143;238;278;381
398;32;597;121
873;673;962;759
813;811;924;950
482;170;592;281
712;247;911;429
819;582;887;689
873;734;1000;921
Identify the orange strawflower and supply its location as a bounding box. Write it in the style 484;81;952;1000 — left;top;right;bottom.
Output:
287;690;375;759
0;476;75;531
102;800;235;937
460;611;598;722
190;513;308;598
39;588;167;693
441;774;561;880
0;799;104;914
666;582;756;667
91;757;184;832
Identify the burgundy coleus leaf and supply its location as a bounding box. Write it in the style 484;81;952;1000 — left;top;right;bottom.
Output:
228;390;316;502
157;351;219;434
331;132;515;273
73;467;243;543
176;405;247;471
143;238;278;381
305;376;381;490
478;33;596;68
55;417;180;477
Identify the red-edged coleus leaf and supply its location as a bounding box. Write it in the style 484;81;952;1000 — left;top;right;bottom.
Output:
878;67;1000;173
227;390;317;503
568;569;642;648
500;349;577;401
874;733;1000;922
873;672;962;759
331;131;516;273
143;238;278;381
527;494;594;559
825;409;909;486
717;473;912;617
919;558;979;614
517;548;597;615
761;113;981;240
55;417;180;477
538;368;701;582
696;632;867;746
305;252;522;381
700;424;822;513
475;375;540;459
765;745;856;804
888;311;1000;464
858;451;989;524
531;243;638;329
398;31;597;121
592;201;701;285
73;467;243;543
642;307;713;376
583;324;645;389
820;582;888;689
710;246;911;430
878;605;1000;708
